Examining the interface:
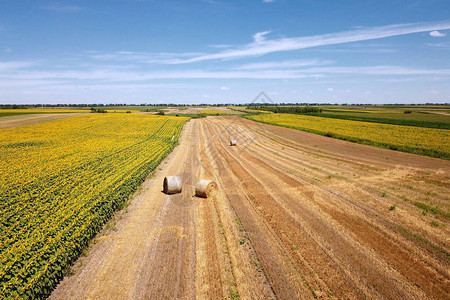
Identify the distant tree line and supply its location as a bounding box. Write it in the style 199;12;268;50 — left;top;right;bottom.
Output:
0;105;30;109
1;102;448;108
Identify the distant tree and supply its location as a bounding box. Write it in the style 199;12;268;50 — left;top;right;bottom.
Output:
90;107;107;113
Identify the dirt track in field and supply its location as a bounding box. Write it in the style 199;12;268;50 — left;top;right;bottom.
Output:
0;113;87;129
422;110;450;116
51;116;449;299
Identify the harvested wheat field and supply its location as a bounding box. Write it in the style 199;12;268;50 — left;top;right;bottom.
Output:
50;116;449;299
0;113;87;129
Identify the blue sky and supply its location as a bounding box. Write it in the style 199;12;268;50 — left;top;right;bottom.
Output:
1;0;450;104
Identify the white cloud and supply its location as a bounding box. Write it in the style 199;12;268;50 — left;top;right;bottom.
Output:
237;59;333;70
88;50;205;64
2;59;450;91
0;61;37;71
304;66;450;76
426;42;450;49
327;88;334;91
3;65;450;83
315;43;394;54
262;0;275;2
3;48;12;53
253;31;271;44
430;30;446;37
0;66;324;81
171;21;450;64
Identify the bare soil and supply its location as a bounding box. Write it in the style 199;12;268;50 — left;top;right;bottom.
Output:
422;110;450;116
0;113;86;129
50;116;449;299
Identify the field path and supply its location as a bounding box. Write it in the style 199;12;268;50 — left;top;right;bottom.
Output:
51;116;449;299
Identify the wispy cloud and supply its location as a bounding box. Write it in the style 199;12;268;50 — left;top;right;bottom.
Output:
0;65;323;81
3;64;449;84
299;66;450;76
0;79;64;88
315;43;395;54
88;50;204;64
426;42;450;49
253;31;271;44
43;4;83;13
430;30;447;37
0;61;37;71
2;57;449;90
170;21;450;64
237;59;334;70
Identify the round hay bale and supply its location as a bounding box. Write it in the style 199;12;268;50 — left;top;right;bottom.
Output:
195;180;218;198
163;176;182;194
230;139;237;146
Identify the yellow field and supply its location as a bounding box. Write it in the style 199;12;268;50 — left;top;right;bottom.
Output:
200;109;228;115
0;114;188;297
248;113;450;158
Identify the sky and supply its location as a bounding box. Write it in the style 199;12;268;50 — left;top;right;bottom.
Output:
1;0;450;104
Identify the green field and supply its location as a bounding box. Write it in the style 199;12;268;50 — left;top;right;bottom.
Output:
0;112;32;118
248;105;450;129
246;113;450;159
309;111;450;129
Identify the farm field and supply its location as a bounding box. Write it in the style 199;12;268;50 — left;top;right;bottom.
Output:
164;106;242;116
0;113;88;129
0;109;89;114
199;109;229;115
317;109;450;129
50;116;449;299
247;113;450;159
0;109;90;119
249;105;450;129
0;114;188;298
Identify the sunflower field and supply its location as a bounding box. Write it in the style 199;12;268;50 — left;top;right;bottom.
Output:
0;114;188;298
